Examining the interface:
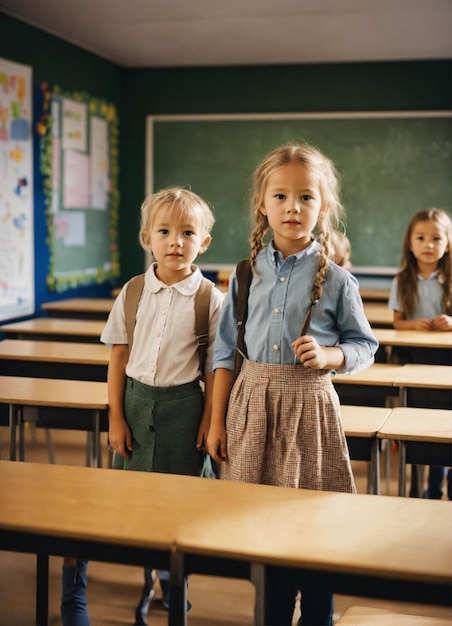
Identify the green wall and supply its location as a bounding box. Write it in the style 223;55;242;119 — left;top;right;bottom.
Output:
120;62;452;282
1;12;451;289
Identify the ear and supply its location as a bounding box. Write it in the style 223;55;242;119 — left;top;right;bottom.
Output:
199;234;212;254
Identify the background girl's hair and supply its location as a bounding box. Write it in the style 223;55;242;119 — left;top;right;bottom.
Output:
249;142;344;303
396;208;452;316
138;186;215;251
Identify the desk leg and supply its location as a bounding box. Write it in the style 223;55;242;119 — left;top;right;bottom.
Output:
370;439;381;495
9;404;16;461
18;406;25;461
250;562;265;626
93;410;101;468
36;554;49;626
169;551;187;626
398;441;407;497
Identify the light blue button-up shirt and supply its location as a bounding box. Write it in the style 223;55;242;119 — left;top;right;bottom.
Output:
389;273;444;319
214;241;378;375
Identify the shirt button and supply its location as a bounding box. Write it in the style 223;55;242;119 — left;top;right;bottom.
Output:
274;307;280;314
279;276;285;282
273;344;279;351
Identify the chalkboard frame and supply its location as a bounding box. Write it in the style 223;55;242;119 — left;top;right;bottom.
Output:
146;111;452;274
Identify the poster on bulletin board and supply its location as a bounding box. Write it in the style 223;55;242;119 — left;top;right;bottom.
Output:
0;57;34;322
41;86;120;292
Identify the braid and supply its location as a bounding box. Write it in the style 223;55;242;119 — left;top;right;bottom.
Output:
311;218;332;304
249;216;269;272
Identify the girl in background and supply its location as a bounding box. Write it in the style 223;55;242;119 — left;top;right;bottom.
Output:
389;208;452;500
207;143;378;625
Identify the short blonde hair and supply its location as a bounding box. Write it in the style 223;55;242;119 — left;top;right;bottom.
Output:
138;187;215;251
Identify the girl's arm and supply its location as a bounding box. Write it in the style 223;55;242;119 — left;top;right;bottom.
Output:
431;314;452;331
196;371;214;451
393;310;433;330
107;343;133;458
206;367;235;463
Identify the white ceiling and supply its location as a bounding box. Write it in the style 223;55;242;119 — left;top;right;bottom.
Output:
1;0;451;68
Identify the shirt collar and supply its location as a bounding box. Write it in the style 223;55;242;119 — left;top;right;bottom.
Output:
145;263;203;295
417;270;439;282
268;238;319;269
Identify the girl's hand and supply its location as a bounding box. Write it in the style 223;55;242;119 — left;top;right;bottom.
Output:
292;335;328;369
206;423;227;463
292;335;345;370
431;314;452;331
414;317;434;330
196;415;211;451
108;416;133;458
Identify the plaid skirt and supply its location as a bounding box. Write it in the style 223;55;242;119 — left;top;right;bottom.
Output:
224;359;356;494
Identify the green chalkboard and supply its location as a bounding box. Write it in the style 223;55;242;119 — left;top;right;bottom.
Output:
150;114;452;270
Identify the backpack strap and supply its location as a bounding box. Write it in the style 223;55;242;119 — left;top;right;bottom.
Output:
124;273;145;352
233;259;253;378
195;277;213;379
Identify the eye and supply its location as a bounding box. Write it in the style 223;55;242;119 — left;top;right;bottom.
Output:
301;194;312;201
183;230;195;237
274;193;285;200
158;228;169;235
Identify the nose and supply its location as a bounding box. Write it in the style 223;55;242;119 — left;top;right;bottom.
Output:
170;234;183;247
288;198;301;212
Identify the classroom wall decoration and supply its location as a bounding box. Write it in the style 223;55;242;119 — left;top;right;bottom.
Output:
147;112;452;272
41;84;120;292
0;57;34;322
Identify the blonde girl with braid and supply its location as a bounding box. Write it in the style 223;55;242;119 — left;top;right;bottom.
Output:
207;143;378;626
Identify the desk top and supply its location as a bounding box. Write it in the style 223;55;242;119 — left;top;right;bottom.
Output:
174;474;452;585
333;363;402;387
363;303;393;327
373;329;452;349
0;376;108;409
42;298;114;314
359;288;390;302
0;339;110;365
378;407;452;443
1;461;451;586
396;364;452;390
340;405;392;438
0;318;105;338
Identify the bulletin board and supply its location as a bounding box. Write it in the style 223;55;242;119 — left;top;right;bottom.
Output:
148;112;452;271
0;57;34;322
41;85;120;291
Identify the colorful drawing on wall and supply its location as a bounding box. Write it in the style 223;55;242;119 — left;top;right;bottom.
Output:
40;84;120;291
0;57;34;322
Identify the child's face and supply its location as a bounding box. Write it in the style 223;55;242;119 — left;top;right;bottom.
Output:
145;206;211;281
260;162;322;257
409;219;450;270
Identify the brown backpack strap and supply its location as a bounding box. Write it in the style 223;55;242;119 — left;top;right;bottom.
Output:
195;277;213;379
233;259;253;379
124;274;145;352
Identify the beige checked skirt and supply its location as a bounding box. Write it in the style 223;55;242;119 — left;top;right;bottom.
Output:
224;359;356;494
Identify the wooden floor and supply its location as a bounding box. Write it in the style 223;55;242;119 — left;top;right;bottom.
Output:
1;427;451;626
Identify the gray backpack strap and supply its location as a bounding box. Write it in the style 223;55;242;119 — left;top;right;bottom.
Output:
233;259;253;379
195;277;213;379
124;274;145;352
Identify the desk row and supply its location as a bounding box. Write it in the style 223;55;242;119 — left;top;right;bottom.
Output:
0;459;451;626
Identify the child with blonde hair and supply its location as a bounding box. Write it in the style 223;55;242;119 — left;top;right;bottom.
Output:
207;143;378;625
61;187;223;625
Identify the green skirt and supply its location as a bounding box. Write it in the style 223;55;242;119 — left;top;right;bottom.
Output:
113;377;204;476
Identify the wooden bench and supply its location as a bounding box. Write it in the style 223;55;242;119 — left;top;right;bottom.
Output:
336;606;451;625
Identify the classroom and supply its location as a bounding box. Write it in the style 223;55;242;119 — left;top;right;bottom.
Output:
0;2;451;625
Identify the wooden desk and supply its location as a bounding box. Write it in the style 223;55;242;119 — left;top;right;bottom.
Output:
0;339;110;381
396;364;452;407
42;297;114;320
333;363;402;406
359;288;390;302
0;376;108;465
2;462;451;626
363;303;393;328
172;478;452;625
378;407;452;496
341;405;391;495
373;329;452;350
0;461;199;625
0;318;105;343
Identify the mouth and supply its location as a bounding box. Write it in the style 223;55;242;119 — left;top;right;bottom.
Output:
283;220;300;226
